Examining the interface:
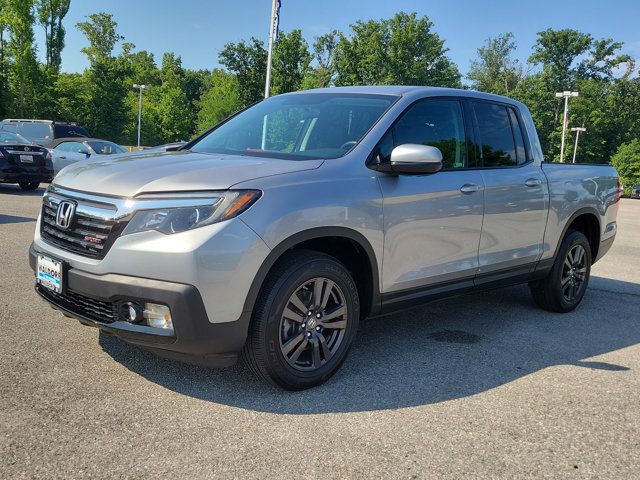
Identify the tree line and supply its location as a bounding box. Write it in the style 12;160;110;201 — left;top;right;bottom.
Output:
0;4;639;187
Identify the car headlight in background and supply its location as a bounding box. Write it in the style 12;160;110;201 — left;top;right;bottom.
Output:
121;190;261;235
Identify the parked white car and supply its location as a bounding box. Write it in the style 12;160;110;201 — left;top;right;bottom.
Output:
50;137;127;174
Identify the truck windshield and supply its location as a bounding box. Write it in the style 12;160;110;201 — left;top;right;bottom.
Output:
191;93;397;160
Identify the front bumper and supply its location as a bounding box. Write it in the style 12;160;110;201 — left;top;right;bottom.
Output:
29;244;249;366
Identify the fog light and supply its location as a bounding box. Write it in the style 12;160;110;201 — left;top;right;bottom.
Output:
123;302;144;323
143;303;173;331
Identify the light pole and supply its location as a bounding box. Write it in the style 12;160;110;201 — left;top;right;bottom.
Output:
571;127;586;164
133;84;148;147
555;91;579;163
264;0;281;98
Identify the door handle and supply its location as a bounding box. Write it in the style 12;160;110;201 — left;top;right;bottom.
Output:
58;156;66;159
460;183;483;194
524;178;542;187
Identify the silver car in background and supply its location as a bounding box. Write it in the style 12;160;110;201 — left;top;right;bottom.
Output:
29;86;620;390
49;137;128;174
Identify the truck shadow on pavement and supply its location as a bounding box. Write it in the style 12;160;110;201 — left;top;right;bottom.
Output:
99;277;640;414
0;214;36;224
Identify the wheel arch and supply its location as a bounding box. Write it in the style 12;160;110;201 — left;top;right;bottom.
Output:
241;227;381;320
554;207;601;264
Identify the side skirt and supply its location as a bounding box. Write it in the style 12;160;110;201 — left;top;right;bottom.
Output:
377;262;551;316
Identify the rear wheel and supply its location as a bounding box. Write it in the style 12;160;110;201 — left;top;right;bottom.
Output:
242;250;360;390
529;230;591;313
18;181;40;191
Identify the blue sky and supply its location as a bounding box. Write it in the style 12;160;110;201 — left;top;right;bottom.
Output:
50;0;640;76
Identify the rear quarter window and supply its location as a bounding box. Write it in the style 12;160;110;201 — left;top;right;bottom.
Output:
54;124;89;138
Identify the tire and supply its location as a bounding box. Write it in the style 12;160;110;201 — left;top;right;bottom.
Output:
241;250;360;390
19;181;40;191
529;230;592;313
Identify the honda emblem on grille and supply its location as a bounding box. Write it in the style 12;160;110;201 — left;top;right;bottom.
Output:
55;201;76;230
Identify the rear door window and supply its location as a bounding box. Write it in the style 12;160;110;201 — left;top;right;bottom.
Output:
472;102;518;167
54;124;89;138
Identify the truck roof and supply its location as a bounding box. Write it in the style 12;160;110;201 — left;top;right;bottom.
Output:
286;85;523;106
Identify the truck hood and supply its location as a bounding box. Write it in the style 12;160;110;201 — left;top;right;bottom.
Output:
54;151;324;197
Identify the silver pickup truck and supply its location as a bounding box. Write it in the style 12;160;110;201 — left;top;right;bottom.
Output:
29;86;621;390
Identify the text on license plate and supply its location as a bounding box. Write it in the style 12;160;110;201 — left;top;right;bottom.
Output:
37;255;63;293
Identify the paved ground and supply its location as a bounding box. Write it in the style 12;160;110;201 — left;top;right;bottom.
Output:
1;184;639;479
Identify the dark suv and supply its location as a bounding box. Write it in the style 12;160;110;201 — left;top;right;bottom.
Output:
0;119;89;147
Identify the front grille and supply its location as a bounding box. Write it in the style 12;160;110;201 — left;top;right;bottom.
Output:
37;285;117;324
40;196;122;259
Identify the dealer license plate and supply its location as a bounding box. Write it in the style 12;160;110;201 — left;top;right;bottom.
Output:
20;154;34;163
37;255;63;293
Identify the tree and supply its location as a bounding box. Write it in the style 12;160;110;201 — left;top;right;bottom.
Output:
6;0;39;117
35;0;70;72
0;0;11;118
76;12;123;63
76;12;127;141
302;30;339;89
153;53;193;141
467;33;522;95
219;37;266;106
610;140;640;195
528;28;592;92
271;29;311;94
197;69;241;133
333;12;461;87
53;72;90;124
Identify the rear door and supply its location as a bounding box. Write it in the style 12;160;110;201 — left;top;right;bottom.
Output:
378;98;485;294
471;100;548;279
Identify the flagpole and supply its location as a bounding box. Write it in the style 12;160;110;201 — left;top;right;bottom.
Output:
264;0;277;98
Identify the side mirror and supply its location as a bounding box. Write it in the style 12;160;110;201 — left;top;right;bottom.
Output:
388;144;443;175
78;149;91;157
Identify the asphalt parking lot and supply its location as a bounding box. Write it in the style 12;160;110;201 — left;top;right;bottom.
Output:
1;184;639;479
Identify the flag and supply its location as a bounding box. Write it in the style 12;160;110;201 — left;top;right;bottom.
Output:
272;0;282;41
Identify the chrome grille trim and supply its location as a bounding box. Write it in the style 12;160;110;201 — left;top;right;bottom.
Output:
40;187;126;259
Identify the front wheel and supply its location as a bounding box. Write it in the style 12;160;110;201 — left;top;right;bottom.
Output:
242;250;360;390
18;181;40;191
529;230;592;313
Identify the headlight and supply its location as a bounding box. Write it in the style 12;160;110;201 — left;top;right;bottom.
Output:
121;190;261;235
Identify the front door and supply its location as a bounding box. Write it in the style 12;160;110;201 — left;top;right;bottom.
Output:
377;98;485;295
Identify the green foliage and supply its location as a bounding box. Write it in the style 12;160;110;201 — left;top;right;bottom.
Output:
84;57;128;142
0;5;637;161
272;29;311;95
76;12;122;63
0;0;11;118
197;70;241;133
528;28;592;91
219;37;267;106
333;11;461;87
35;0;70;71
53;72;90;122
467;33;522;95
6;0;39;117
301;30;339;89
611;140;640;194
